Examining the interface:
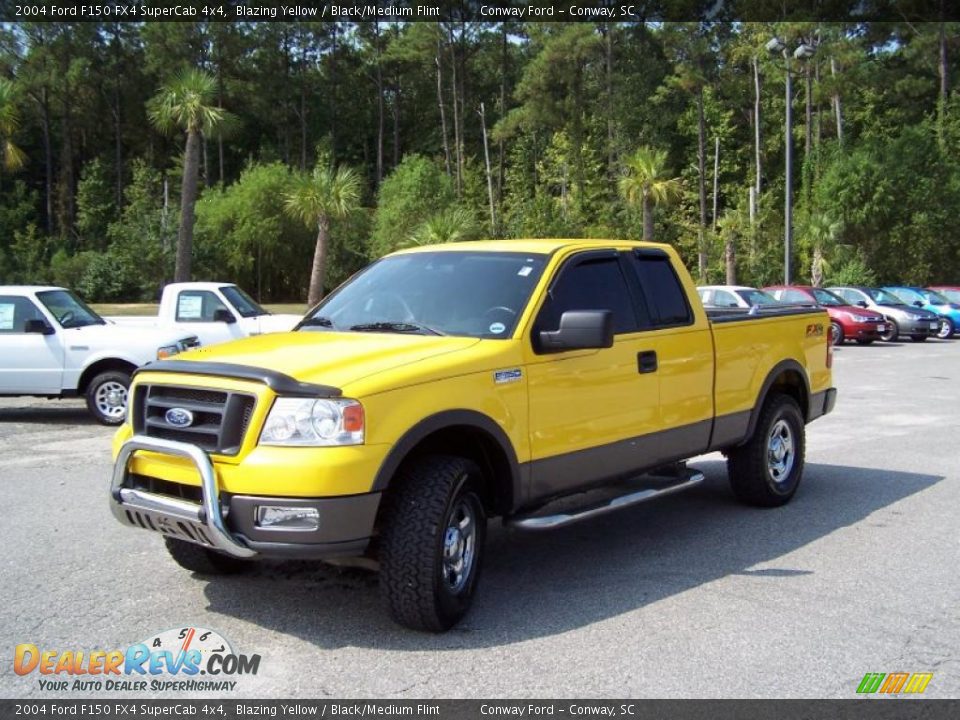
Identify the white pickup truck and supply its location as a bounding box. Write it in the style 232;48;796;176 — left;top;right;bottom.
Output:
106;282;303;347
0;286;199;424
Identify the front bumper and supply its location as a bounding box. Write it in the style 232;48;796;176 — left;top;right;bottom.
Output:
897;317;939;336
846;321;884;339
110;436;380;559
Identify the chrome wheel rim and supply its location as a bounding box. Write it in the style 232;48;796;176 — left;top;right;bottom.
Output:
937;320;951;339
767;419;795;485
95;381;128;420
441;495;477;594
829;323;842;345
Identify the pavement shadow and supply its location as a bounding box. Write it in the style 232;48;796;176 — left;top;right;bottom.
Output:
201;461;940;649
0;404;95;425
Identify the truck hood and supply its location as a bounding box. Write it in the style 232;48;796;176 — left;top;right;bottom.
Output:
170;331;481;390
255;313;303;333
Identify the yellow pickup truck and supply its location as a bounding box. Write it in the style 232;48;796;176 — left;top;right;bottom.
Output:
109;239;835;631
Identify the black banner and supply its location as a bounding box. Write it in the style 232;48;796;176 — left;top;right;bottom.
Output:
3;0;960;24
2;700;959;719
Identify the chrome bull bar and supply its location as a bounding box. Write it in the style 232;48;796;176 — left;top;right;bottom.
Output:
110;435;256;558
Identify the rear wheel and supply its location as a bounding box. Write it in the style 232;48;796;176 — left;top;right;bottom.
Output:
379;455;487;632
164;538;250;575
829;321;844;346
880;319;899;342
85;370;131;425
727;394;806;507
937;318;954;339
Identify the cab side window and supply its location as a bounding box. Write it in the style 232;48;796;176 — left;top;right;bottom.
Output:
0;296;46;334
176;291;229;322
628;252;693;327
535;255;639;336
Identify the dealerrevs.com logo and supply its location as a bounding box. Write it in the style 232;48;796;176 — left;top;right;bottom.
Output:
14;627;261;693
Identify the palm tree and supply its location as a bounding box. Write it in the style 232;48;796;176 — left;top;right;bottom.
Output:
285;164;362;305
619;146;681;241
148;69;225;282
409;207;477;246
0;79;27;174
804;212;843;287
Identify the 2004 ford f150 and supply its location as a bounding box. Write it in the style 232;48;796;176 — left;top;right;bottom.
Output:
109;239;836;631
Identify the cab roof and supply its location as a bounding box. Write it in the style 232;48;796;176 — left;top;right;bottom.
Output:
389;238;667;256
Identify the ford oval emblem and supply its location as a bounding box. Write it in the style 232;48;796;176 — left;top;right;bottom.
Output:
165;408;194;428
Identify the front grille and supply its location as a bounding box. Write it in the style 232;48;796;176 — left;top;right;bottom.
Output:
133;384;256;455
127;472;203;503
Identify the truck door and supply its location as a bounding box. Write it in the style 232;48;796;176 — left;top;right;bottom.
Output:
624;249;714;457
525;250;661;501
0;295;64;394
174;289;244;345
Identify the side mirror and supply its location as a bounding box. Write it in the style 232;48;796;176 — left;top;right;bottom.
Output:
538;310;613;353
213;308;237;324
856;301;868;308
24;319;55;335
913;301;924;308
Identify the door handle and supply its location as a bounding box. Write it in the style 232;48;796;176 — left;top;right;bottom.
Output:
637;350;658;374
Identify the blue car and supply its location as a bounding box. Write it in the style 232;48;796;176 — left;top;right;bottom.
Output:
883;286;960;339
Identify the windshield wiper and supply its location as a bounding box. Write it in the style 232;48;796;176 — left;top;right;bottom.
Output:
349;321;445;336
300;316;334;328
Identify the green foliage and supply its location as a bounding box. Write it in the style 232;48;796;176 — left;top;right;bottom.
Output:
195;161;313;301
826;252;877;287
75;158;116;250
371;155;456;256
148;68;225;136
409;206;479;246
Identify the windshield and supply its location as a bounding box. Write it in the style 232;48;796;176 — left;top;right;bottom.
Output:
736;289;779;306
810;288;845;306
888;288;925;305
919;289;950;305
220;285;267;318
865;288;906;305
300;251;548;338
36;290;105;329
936;288;960;303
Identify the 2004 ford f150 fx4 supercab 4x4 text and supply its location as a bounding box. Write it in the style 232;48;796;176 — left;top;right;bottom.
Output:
109;239;836;631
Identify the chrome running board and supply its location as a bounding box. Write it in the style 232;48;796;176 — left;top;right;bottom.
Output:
508;468;704;531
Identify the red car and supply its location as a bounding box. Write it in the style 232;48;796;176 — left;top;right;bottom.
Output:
764;285;888;345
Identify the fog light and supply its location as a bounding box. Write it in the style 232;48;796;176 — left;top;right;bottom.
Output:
255;506;319;531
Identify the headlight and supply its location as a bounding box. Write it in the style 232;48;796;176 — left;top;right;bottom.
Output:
907;313;923;320
259;398;364;446
850;314;872;323
156;344;180;360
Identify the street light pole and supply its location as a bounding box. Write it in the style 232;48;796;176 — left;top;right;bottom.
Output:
767;37;815;286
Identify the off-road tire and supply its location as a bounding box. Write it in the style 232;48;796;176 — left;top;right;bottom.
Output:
727;394;806;507
164;537;250;575
85;370;131;425
379;455;487;632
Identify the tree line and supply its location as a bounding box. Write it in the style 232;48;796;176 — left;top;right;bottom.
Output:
0;20;958;303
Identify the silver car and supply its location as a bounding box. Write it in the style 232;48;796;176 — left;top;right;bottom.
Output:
827;286;941;342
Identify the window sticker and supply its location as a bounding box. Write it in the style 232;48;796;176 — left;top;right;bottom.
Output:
178;294;204;320
0;304;14;331
518;266;533;277
489;322;506;334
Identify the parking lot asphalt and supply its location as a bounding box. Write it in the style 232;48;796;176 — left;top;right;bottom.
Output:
1;337;958;699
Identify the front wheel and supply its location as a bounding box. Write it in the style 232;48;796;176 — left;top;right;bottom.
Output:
880;319;899;342
379;456;487;632
937;318;954;339
829;321;844;346
727;394;806;507
85;370;131;425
